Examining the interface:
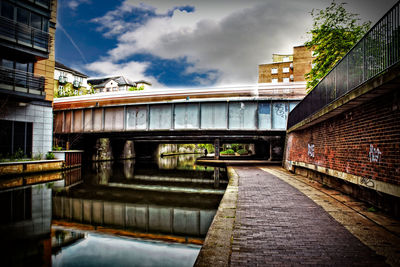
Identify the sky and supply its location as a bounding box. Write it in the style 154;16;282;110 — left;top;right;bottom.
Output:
55;0;398;88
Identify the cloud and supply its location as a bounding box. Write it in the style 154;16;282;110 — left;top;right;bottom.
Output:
85;60;163;87
66;0;90;10
88;0;397;87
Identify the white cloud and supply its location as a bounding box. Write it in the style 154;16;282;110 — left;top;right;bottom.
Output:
66;0;90;10
85;60;163;87
88;0;397;87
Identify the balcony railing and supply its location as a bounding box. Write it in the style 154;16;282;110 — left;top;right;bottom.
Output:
0;16;50;54
287;1;400;129
59;76;68;84
73;80;81;88
0;66;45;97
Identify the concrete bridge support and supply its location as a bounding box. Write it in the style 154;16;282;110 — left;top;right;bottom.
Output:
110;139;135;160
214;139;220;160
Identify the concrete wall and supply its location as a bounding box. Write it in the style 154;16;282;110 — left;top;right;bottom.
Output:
0;103;53;157
284;89;400;216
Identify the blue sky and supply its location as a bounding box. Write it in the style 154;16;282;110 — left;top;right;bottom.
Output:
55;0;397;88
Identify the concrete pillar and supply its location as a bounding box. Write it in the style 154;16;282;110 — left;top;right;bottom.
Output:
122;140;135;159
214;168;220;188
214;139;220;160
93;138;113;161
269;141;273;161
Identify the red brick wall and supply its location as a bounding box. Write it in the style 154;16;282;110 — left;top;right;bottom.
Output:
285;89;400;186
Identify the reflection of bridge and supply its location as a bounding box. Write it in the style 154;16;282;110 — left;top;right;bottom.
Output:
53;83;306;159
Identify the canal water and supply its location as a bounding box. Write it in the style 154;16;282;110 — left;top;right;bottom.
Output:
0;154;227;266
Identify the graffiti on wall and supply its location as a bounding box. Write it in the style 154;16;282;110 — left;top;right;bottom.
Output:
360;177;375;188
308;144;315;158
368;144;382;163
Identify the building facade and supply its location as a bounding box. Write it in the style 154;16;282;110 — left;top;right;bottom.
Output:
54;61;89;97
259;45;314;84
88;76;152;93
0;0;57;158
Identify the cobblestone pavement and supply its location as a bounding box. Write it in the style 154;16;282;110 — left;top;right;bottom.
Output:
230;166;388;266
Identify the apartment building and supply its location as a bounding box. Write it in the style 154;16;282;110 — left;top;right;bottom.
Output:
258;45;314;84
54;61;89;97
0;0;57;158
88;76;152;93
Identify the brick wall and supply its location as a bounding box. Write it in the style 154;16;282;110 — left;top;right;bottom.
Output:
293;46;313;82
258;62;293;83
285;89;400;186
34;0;57;102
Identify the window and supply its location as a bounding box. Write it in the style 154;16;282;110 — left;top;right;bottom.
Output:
282;67;289;73
17;8;29;25
1;3;49;32
0;120;32;157
271;68;278;74
283;57;290;62
271;78;278;83
31;13;42;30
1;1;14;20
283;77;290;83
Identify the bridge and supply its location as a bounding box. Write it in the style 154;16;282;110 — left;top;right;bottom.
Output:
53;83;306;160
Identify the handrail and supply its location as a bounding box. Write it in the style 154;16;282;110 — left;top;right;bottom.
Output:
0;16;50;52
287;1;400;129
0;66;45;95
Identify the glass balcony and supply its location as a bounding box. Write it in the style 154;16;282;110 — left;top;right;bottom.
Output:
0;16;50;57
0;66;45;98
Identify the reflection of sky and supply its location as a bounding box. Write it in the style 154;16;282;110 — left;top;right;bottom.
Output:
52;233;200;267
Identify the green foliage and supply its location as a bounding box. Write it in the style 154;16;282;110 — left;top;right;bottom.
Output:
198;144;215;153
220;149;235;155
236;148;248;155
46;152;55;160
305;2;370;91
128;85;145;91
32;153;43;160
231;144;241;152
55;80;95;98
53;145;63;151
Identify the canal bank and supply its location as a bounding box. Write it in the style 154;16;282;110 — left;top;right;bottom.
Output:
195;166;400;266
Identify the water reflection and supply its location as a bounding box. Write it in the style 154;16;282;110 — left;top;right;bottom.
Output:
52;230;200;267
0;183;52;266
0;154;226;266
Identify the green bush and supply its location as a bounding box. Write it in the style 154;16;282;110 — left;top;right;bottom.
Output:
221;149;235;155
231;144;241;152
236;149;248;155
46;152;55;160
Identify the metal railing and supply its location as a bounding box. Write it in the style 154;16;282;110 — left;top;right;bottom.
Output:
0;66;45;95
0;16;50;52
287;1;400;129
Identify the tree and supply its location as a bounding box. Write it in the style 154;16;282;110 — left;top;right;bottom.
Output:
305;2;370;91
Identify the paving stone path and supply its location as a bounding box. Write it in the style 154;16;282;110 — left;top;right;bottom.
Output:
230;167;387;266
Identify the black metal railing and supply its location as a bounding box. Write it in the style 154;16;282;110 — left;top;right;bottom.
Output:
287;1;400;129
0;66;45;95
0;16;50;52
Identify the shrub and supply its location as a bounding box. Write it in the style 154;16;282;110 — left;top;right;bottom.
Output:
46;152;55;160
236;149;248;155
221;149;235;155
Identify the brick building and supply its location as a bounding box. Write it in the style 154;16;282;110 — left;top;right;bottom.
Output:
0;0;57;158
284;3;400;217
258;45;314;84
